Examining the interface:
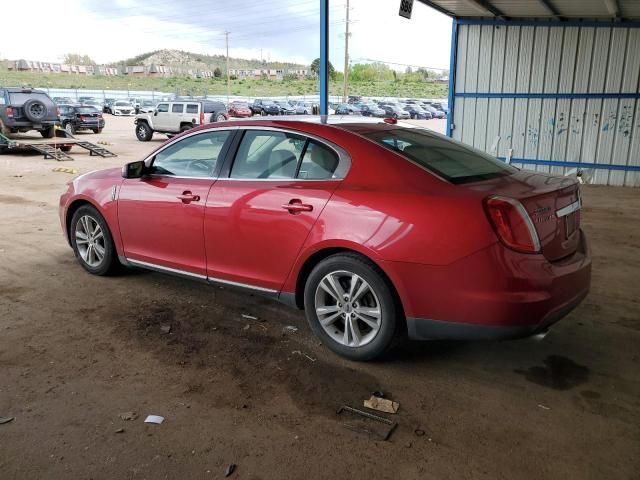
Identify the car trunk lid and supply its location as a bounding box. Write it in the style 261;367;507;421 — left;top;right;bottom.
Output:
466;171;582;262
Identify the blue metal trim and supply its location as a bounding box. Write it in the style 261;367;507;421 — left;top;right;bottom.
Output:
446;19;457;138
456;92;640;99
497;157;640;172
319;0;329;119
455;18;640;28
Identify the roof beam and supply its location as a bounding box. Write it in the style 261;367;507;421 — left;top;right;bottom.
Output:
417;1;456;17
603;0;622;19
463;0;508;19
538;0;566;20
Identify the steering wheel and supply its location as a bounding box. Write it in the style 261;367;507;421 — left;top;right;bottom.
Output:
187;159;212;175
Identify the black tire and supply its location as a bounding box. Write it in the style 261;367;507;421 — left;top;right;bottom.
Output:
180;124;193;132
304;253;400;361
60;146;72;152
40;126;55;138
215;113;226;122
64;122;76;136
261;109;267;116
135;122;153;141
70;205;118;276
93;128;103;134
22;99;47;122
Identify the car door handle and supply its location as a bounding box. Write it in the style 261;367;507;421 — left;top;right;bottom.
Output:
282;200;313;213
177;191;200;203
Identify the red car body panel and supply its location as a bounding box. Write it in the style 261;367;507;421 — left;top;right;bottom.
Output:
59;119;591;341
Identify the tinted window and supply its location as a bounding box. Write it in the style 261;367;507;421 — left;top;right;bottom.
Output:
186;104;199;114
150;130;231;177
156;103;169;113
359;127;517;184
171;104;184;113
230;130;305;179
298;141;339;180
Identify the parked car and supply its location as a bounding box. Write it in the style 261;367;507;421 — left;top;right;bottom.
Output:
138;100;156;114
430;102;449;114
334;103;361;115
82;100;103;110
129;98;143;113
379;104;410;120
250;99;280;116
356;103;386;117
58;104;105;135
103;98;116;113
53;96;75;105
110;101;135;116
228;101;252;118
0;87;59;138
134;99;228;141
294;101;314;115
274;101;296;115
403;104;431;119
59;117;591;361
420;103;445;119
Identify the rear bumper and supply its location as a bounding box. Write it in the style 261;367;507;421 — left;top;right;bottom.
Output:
384;229;591;341
77;121;105;129
5;120;58;128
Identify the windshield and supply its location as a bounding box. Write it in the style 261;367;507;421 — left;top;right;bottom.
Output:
115;102;131;106
76;107;99;113
232;102;248;108
355;127;517;185
262;100;275;105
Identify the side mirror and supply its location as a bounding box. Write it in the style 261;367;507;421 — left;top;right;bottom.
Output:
153;110;158;116
122;160;146;179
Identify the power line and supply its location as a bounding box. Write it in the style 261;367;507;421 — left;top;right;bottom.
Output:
355;58;449;71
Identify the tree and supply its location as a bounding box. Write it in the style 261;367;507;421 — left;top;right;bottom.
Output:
63;53;96;65
213;67;222;78
310;58;336;80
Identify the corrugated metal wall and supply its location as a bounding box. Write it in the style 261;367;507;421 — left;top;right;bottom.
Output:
451;23;640;187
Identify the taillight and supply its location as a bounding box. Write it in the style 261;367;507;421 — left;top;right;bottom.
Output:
200;111;205;124
6;106;14;118
56;106;61;117
484;196;541;254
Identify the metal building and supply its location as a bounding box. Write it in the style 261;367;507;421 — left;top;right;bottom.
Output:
420;0;640;186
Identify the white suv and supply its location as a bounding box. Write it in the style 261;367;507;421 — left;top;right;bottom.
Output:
134;99;228;141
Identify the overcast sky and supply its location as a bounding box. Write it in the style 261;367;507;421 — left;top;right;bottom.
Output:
2;0;451;71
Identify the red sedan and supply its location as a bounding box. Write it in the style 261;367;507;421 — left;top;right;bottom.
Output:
227;101;253;118
59;118;591;360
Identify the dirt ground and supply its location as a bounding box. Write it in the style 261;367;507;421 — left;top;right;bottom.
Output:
0;116;638;480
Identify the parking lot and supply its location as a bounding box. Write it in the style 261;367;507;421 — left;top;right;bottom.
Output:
0;115;638;479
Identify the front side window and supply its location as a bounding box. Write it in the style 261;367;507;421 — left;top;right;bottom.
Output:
356;126;517;184
150;130;231;177
171;104;184;113
230;130;305;179
156;103;169;113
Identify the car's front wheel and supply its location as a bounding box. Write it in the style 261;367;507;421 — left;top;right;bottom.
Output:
70;205;118;275
304;253;400;361
64;122;75;135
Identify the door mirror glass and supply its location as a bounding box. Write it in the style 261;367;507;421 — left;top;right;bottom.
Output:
122;160;146;179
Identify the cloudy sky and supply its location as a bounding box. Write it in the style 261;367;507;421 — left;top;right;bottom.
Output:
1;0;451;71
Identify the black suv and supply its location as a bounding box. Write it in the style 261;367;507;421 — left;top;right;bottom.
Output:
0;87;59;138
59;104;105;135
250;99;280;116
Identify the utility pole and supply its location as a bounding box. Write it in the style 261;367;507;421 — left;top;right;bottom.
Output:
225;31;230;103
342;0;350;103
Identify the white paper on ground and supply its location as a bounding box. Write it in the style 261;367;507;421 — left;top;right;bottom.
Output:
144;415;164;424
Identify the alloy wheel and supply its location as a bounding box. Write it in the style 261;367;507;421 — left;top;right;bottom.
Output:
314;270;382;347
75;215;106;267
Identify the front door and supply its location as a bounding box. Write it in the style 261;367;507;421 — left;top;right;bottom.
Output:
205;129;343;291
152;102;171;131
118;129;233;276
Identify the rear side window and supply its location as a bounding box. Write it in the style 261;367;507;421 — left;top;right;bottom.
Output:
204;102;220;113
156;103;169;112
298;141;339;179
171;104;184;113
360;127;517;184
186;104;199;114
230;130;305;179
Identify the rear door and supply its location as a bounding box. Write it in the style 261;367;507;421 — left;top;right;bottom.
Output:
204;128;348;291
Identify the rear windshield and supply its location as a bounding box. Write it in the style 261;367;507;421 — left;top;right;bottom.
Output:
76;107;98;113
9;92;51;105
358;127;517;184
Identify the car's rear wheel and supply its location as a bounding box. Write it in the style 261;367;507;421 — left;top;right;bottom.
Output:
135;122;153;141
304;253;400;361
60;146;72;152
180;124;193;132
70;205;118;276
215;113;226;122
93;128;103;134
40;126;55;138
